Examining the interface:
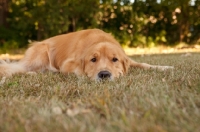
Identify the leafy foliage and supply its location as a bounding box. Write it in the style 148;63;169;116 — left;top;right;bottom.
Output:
0;0;199;51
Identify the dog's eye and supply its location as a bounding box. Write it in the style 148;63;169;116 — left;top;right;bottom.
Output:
112;57;118;62
91;58;97;62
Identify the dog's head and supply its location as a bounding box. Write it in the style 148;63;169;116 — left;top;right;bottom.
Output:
81;42;130;80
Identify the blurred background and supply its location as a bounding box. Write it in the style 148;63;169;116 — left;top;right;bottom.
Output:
0;0;200;53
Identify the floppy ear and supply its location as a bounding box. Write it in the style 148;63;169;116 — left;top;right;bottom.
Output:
128;58;152;69
81;58;85;74
122;56;131;74
123;57;152;70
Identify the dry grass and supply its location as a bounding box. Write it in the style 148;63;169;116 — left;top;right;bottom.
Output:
0;53;200;132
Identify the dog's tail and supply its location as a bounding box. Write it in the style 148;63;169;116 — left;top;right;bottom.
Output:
0;60;26;77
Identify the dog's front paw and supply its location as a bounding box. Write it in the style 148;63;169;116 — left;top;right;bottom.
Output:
0;77;6;85
0;59;7;64
26;71;37;75
157;66;174;71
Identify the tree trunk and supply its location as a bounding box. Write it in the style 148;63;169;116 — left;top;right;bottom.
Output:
179;0;190;43
68;17;76;32
0;0;8;27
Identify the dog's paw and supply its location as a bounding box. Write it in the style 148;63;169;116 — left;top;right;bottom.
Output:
157;66;174;71
0;59;7;64
0;77;6;85
26;71;37;75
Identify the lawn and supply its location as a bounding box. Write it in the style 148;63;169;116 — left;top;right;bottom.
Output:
0;53;200;132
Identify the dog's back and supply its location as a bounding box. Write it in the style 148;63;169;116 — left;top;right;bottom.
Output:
0;29;119;76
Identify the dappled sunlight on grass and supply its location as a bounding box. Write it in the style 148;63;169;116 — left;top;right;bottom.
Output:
0;53;24;61
124;44;200;56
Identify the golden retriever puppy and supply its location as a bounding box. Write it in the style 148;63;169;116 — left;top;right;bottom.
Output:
0;29;173;80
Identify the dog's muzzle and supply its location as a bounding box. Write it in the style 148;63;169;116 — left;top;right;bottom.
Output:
98;70;111;79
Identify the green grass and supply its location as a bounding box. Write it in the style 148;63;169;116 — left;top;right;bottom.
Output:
0;53;200;132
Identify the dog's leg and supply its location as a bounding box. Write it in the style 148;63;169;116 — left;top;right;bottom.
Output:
129;58;174;71
60;58;83;75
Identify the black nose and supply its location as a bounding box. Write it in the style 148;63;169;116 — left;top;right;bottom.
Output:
98;71;111;79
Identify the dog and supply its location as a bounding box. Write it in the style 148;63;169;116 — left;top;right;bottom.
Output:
0;29;173;80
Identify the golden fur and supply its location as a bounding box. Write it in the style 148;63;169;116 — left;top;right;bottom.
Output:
0;29;173;80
